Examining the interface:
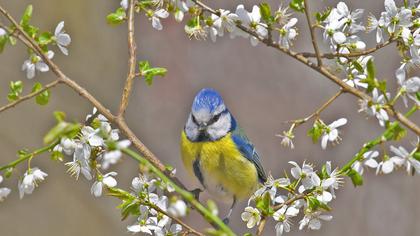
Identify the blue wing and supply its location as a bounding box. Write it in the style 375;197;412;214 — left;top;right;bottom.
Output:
230;118;267;183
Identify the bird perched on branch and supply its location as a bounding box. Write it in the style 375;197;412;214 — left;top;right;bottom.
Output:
181;88;267;223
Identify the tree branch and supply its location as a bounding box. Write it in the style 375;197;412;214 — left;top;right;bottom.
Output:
303;0;322;66
256;216;267;236
299;39;395;59
0;80;61;113
118;0;137;117
287;90;343;127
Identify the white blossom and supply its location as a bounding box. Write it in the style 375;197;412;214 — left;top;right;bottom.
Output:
299;211;333;230
18;167;48;199
289;161;320;192
168;199;187;217
273;205;299;235
389;145;420;174
120;0;128;9
276;130;295;149
241;206;261;228
0;175;11;202
151;9;169;31
321;118;347;150
65;142;92;180
321;161;343;199
21;50;54;79
278;18;298;49
359;89;389;127
0;27;6;36
395;67;420;107
352;150;380;175
91;172;118;197
54;21;71;55
382;0;412;33
235;5;268;46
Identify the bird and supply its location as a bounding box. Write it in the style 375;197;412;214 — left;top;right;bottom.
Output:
180;88;267;223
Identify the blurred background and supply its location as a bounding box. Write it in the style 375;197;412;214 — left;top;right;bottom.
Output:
0;0;419;235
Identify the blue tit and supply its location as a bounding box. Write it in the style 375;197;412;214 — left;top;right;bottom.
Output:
180;88;267;223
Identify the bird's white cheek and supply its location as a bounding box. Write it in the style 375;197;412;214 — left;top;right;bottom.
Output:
207;115;231;140
185;117;199;140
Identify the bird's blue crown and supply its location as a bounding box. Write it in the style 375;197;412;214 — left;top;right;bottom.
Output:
192;88;225;113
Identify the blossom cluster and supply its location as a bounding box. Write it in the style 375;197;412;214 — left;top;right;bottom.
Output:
118;0;298;48
126;172;187;235
242;161;342;235
21;21;71;79
352;143;420;176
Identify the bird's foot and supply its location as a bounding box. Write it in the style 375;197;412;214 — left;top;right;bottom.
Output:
190;188;202;201
222;217;230;225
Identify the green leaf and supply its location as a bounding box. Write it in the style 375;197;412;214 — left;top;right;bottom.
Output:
259;3;273;24
20;5;33;27
366;58;375;81
307;196;331;211
51;150;64;162
0;34;8;53
139;60;151;72
106;7;127;25
414;151;420;161
43;119;81;144
347;169;363;186
4;167;14;178
255;191;272;216
389;123;406;141
7;80;23;101
308;121;323;143
139;61;167;86
289;0;305;13
32;82;50;105
54;111;66;122
315;7;332;23
38;32;53;45
352;61;364;73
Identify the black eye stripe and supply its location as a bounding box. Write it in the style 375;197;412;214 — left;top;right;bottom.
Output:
191;114;198;124
208;113;222;125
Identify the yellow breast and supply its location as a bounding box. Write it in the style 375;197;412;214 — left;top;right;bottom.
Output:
180;131;259;200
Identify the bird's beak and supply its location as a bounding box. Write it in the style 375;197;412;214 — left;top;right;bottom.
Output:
198;125;206;131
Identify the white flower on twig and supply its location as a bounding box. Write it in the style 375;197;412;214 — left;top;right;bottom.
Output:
22;50;54;79
241;206;261;228
18;167;48;199
54;21;71;55
321;118;347;150
91;172;118;197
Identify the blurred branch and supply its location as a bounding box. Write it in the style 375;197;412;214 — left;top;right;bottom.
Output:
190;0;420;136
303;0;322;66
0;80;61;113
118;0;137;117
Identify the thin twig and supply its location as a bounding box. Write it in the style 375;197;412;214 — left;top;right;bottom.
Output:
147;202;205;236
303;0;322;66
288;90;344;127
299;39;395;59
256;216;267;236
118;0;137;117
0;80;61;113
273;193;306;211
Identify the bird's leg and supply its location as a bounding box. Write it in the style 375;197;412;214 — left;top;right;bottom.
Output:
190;188;202;201
222;196;237;225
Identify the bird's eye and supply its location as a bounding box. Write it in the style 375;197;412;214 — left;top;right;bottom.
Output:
209;113;222;125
